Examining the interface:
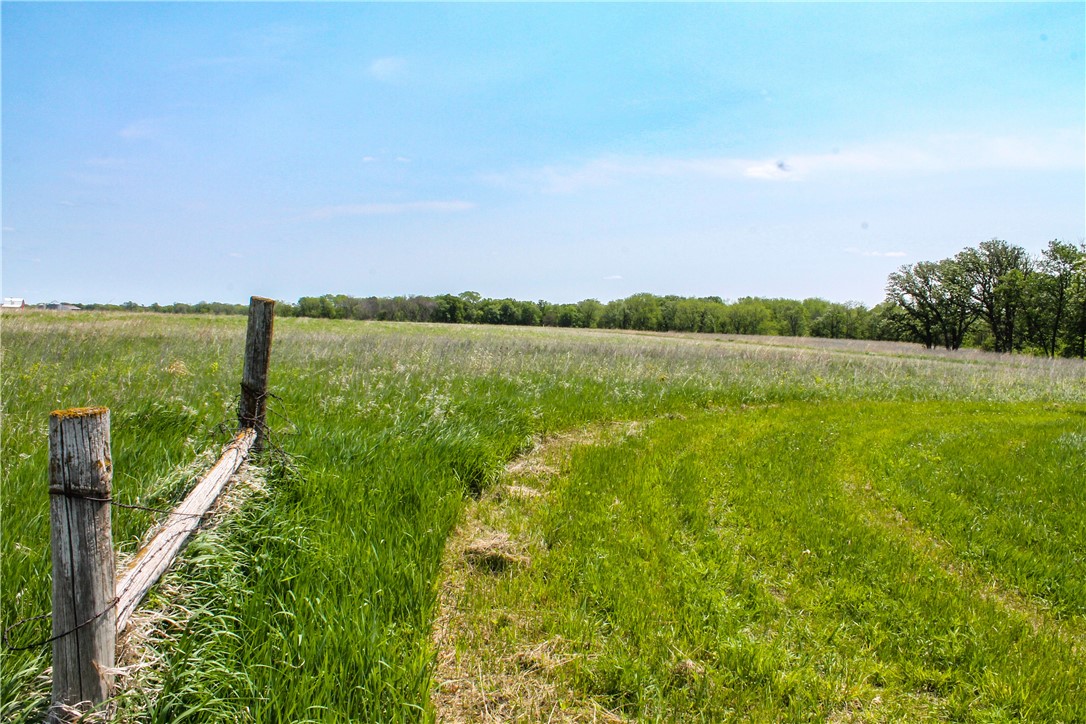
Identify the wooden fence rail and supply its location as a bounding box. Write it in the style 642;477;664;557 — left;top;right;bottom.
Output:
114;428;257;633
47;296;274;721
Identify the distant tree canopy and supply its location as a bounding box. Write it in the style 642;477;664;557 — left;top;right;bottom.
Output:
76;238;1085;358
79;300;250;315
272;290;881;341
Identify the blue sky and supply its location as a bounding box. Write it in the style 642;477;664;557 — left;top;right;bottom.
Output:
3;2;1083;306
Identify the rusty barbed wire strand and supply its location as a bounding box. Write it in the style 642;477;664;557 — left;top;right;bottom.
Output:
3;392;297;653
3;597;119;652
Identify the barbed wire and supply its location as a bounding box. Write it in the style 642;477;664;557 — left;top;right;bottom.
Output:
85;497;210;519
3;598;119;653
2;389;297;653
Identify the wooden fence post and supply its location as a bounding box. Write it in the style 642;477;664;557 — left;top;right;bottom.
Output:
238;296;275;448
48;407;115;719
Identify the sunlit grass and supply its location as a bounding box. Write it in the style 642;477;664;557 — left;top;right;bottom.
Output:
448;403;1085;720
2;312;1084;720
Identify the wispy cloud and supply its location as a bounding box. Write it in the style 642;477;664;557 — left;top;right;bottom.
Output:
359;154;411;164
309;200;475;220
744;160;795;181
508;130;1083;194
2;226;15;233
769;131;1082;179
847;248;907;258
603;274;623;280
368;56;408;83
525;157;744;194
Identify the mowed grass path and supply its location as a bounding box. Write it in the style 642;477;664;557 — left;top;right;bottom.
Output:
442;402;1085;721
2;312;1084;721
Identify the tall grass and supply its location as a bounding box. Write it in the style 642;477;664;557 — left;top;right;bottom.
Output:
2;312;1084;720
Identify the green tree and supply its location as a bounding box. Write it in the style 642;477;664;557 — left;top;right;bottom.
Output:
809;302;847;338
517;300;542;326
555;304;582;328
435;294;467;324
576;299;604;328
841;302;872;339
1021;240;1082;356
1065;243;1086;358
957;239;1032;352
625;293;663;331
885;259;976;350
600;299;627;329
774;300;808;337
458;291;482;323
725;298;771;335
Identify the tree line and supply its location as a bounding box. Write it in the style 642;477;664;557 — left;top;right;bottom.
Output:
78;238;1084;358
283;290;881;339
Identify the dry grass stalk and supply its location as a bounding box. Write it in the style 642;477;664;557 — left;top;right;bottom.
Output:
464;532;530;573
109;462;266;720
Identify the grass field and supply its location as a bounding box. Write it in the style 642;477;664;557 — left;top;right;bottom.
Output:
439;403;1084;721
2;311;1084;721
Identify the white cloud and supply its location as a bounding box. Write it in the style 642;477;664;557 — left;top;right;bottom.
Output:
309;200;475;220
509;130;1083;194
359;154;410;164
604;274;623;280
2;226;15;233
744;160;795;181
846;248;907;258
368;56;407;83
530;156;748;194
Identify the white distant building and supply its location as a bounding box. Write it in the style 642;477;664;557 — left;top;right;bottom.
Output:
2;297;26;310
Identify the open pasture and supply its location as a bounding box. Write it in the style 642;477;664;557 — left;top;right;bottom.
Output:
2;312;1084;721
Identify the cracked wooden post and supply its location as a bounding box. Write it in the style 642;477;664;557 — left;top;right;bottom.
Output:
238;296;275;449
48;407;115;721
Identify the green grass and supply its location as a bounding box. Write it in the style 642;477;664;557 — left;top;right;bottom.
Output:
451;402;1084;721
2;312;1084;721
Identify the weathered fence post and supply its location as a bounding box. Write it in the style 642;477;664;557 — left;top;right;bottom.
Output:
48;407;115;720
238;296;275;448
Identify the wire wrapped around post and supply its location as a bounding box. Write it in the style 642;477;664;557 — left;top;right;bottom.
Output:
48;406;115;721
238;296;276;449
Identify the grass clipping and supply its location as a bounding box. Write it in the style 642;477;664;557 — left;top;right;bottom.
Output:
431;423;640;723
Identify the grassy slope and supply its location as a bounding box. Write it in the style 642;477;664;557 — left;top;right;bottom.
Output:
2;313;1084;721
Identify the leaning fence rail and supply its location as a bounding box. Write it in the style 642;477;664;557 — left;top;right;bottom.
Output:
113;427;257;633
44;295;275;721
